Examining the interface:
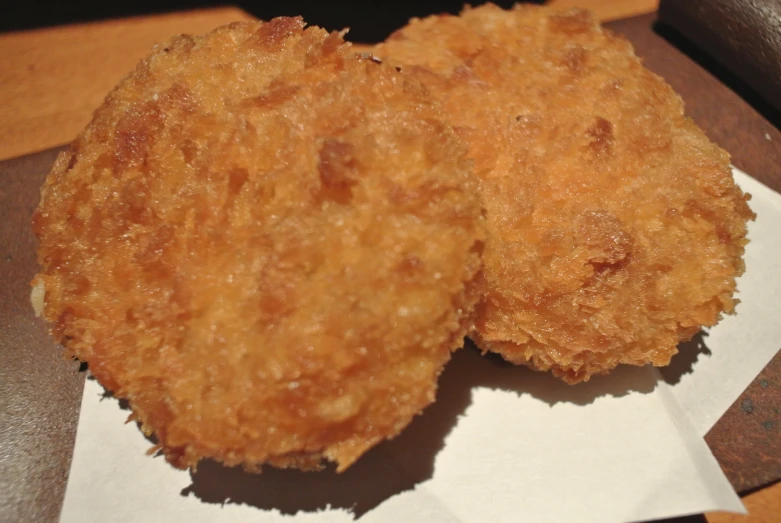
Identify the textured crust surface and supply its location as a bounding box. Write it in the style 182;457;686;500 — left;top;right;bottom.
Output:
33;18;484;471
375;4;754;383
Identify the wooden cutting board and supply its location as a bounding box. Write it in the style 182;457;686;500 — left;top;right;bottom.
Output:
0;10;778;523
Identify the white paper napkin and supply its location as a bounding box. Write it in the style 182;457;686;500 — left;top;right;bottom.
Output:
59;168;781;523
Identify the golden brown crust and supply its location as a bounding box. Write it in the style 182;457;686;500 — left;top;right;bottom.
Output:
375;4;754;383
33;18;483;470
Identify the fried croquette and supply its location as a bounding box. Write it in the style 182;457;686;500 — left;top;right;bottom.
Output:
375;4;754;383
32;17;484;471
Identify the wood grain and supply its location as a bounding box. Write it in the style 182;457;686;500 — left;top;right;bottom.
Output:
0;7;253;160
705;354;781;492
709;483;781;523
548;0;659;21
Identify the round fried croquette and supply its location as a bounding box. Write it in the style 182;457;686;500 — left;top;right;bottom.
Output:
32;17;484;471
375;4;754;383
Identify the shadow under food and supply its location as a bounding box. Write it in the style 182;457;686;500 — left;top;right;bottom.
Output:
659;331;711;385
464;338;659;406
180;341;658;517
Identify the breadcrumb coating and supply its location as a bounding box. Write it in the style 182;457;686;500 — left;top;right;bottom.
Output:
375;4;754;383
33;18;484;470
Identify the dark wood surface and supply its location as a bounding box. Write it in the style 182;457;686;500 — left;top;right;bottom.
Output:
706;355;781;493
0;12;779;523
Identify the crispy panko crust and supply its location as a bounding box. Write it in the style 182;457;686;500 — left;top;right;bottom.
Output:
375;4;754;383
33;17;484;471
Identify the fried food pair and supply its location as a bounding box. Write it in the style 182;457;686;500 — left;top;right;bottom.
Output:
375;4;754;383
32;18;484;471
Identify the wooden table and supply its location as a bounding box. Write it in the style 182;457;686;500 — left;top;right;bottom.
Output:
0;2;778;522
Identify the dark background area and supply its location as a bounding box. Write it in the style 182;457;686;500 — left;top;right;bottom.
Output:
0;1;544;41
